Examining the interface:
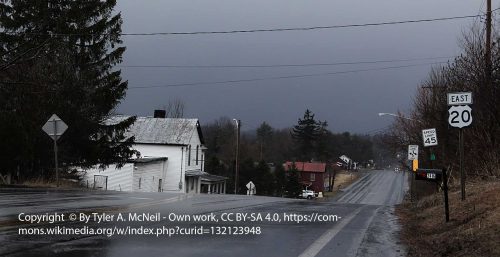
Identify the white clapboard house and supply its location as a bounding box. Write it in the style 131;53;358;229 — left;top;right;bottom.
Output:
80;111;227;194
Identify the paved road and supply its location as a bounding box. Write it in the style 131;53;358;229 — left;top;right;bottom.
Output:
0;170;409;257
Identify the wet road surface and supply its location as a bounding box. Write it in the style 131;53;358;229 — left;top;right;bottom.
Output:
0;170;408;257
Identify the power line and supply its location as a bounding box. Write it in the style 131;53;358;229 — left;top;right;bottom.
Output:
118;56;455;69
2;14;481;37
128;61;448;90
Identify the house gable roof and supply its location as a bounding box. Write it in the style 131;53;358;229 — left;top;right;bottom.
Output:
283;161;326;173
108;115;204;145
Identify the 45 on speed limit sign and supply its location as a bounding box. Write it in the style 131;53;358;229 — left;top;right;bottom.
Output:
448;105;472;128
422;128;438;147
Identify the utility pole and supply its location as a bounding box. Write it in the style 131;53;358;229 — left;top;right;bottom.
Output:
233;119;241;194
486;0;492;79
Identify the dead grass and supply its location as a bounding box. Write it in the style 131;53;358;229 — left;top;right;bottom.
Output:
397;179;500;257
20;177;80;188
322;171;360;198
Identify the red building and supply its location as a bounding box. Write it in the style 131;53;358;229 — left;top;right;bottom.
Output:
284;162;327;193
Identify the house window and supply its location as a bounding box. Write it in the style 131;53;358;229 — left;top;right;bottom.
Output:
310;173;315;181
188;145;191;166
196;145;199;165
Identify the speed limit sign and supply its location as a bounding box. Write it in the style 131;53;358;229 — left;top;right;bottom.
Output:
448;105;472;128
422;128;438;147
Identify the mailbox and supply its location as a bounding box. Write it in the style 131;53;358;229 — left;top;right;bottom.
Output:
415;169;443;182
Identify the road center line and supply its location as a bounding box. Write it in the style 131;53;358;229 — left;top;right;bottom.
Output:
297;207;363;257
129;197;152;200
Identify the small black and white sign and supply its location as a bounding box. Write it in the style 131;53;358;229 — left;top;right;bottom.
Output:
448;105;473;128
447;92;472;106
408;145;419;160
422;128;438;147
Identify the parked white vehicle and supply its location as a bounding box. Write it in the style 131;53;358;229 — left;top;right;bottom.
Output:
301;190;316;200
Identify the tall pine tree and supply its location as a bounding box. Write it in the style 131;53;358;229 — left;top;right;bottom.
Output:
256;121;273;161
0;0;136;180
285;164;302;198
291;109;324;161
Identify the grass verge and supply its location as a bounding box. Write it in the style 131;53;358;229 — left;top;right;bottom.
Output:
397;179;500;257
322;171;361;198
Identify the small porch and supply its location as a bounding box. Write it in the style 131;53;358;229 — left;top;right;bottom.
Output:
200;174;227;194
185;170;228;194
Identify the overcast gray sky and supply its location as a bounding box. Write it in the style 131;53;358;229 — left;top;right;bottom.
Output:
115;0;488;133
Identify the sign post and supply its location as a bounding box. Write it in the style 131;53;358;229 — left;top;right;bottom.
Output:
42;114;68;187
415;168;449;222
447;92;472;201
442;168;450;222
408;145;419;172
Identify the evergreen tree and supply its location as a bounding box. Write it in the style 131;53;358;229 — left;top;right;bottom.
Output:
274;164;286;197
0;0;136;179
237;158;255;194
291;109;323;161
285;164;302;198
315;121;331;161
256;121;273;161
253;160;274;195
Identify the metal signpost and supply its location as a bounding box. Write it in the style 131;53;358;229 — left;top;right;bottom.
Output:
42;114;68;187
408;145;419;172
415;168;449;222
447;92;473;201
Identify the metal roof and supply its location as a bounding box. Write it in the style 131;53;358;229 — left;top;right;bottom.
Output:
185;170;228;182
107;115;204;145
129;157;168;163
185;170;207;177
284;161;327;173
200;174;228;182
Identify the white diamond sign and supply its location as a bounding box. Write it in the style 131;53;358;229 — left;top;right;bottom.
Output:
42;114;68;141
246;181;255;189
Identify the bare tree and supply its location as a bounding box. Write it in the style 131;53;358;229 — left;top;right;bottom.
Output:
163;99;185;118
386;24;499;178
